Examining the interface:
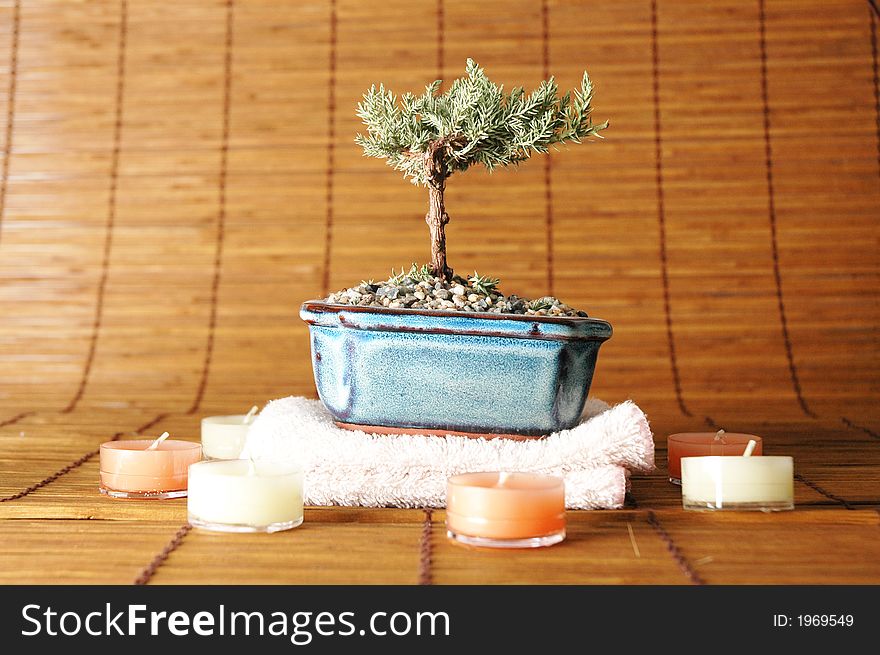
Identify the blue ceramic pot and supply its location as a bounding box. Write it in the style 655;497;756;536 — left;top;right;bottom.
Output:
300;301;612;437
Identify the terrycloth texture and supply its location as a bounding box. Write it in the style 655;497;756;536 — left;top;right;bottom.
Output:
242;397;655;509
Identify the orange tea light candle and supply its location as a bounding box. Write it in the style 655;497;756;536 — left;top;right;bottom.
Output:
99;435;202;499
446;472;565;549
667;431;763;485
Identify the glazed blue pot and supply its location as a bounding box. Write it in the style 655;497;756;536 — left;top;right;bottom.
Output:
300;301;612;437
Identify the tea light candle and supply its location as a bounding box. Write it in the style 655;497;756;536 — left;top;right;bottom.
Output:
667;431;763;484
99;434;202;499
446;472;565;548
201;405;258;460
681;454;794;511
187;460;304;533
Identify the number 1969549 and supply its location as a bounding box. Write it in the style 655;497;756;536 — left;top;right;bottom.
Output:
774;615;854;627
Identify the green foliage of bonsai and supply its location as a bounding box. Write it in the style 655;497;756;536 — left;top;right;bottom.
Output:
355;58;608;281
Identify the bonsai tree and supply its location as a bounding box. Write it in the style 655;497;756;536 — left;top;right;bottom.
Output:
355;58;608;282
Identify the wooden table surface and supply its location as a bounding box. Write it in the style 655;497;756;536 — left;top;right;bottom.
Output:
0;0;878;584
1;410;878;585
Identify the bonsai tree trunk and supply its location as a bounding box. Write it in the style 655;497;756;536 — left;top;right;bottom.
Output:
424;138;454;281
426;180;451;281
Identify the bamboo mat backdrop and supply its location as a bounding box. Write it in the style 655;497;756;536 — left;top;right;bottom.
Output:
0;0;878;584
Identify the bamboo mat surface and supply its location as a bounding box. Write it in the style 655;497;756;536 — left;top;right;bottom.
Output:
0;0;878;584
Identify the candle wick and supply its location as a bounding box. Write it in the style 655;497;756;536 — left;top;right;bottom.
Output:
714;429;726;444
247;455;257;476
146;431;171;451
742;439;758;457
496;471;510;487
243;405;259;424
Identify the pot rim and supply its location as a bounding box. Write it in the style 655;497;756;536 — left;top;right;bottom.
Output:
301;300;612;342
302;300;611;327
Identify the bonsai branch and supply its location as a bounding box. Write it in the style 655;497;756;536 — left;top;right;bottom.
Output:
355;60;608;284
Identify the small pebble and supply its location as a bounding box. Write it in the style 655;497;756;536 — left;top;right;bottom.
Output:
325;270;588;318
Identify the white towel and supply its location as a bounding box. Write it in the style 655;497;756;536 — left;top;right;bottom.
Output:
242;397;655;509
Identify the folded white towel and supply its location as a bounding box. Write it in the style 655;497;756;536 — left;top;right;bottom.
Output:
242;397;655;510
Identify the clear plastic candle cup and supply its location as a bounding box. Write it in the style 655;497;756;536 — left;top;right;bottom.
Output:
681;455;794;511
446;472;565;549
99;439;202;499
667;432;763;484
201;415;254;460
188;460;304;533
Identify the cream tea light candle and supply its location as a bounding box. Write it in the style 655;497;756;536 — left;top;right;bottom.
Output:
446;471;565;548
681;454;794;512
201;405;259;460
99;435;202;499
187;460;304;533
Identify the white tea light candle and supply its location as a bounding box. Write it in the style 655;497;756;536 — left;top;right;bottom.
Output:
681;455;794;511
188;460;303;533
201;407;258;460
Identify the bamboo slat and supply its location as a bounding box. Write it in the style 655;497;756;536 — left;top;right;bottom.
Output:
0;519;187;584
656;509;880;584
432;509;880;585
431;509;692;585
151;512;424;585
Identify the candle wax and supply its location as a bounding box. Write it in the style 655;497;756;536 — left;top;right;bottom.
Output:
188;460;303;533
667;433;763;483
446;472;565;548
681;455;794;511
99;439;202;499
201;415;253;460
